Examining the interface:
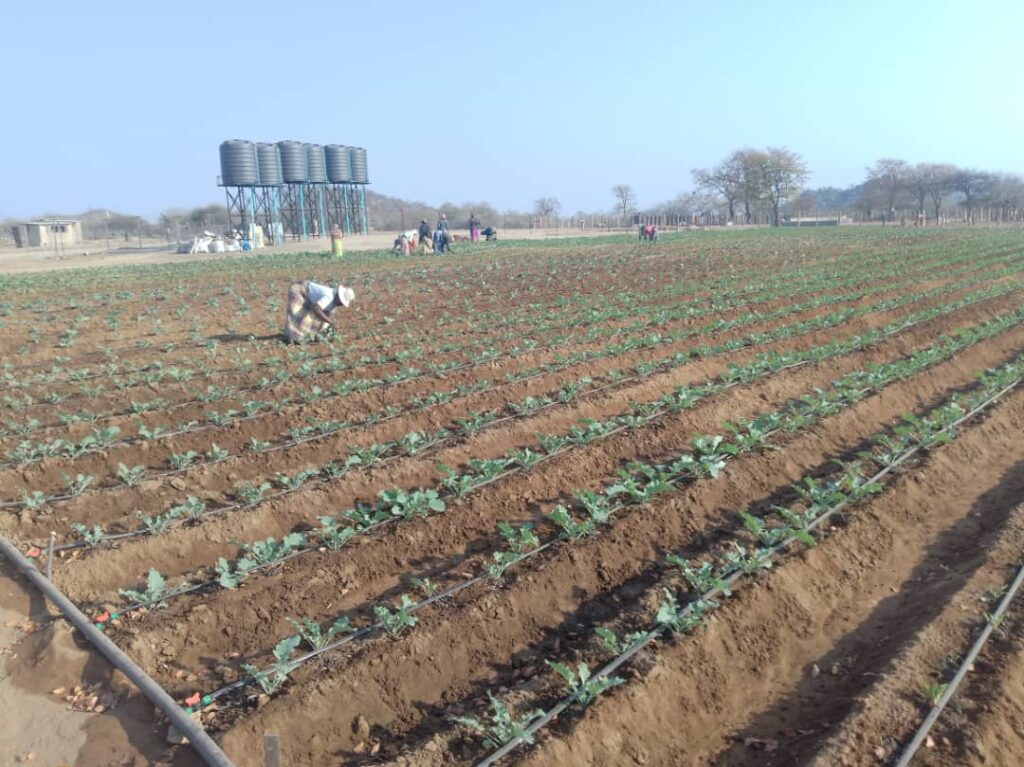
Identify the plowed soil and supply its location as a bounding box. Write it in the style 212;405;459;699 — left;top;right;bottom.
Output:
1;227;1023;767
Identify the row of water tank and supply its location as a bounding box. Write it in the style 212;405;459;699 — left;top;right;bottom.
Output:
219;140;369;186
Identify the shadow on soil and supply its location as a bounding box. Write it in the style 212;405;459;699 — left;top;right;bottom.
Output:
206;333;283;344
713;458;1024;767
1;562;201;767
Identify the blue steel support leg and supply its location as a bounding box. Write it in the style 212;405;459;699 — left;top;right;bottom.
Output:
342;186;352;235
360;186;368;234
318;187;328;240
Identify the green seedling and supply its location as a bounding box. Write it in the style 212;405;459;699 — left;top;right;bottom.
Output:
451;692;544;748
655;590;716;633
137;510;175;535
116;463;146;487
286;616;353;651
373;594;419;636
242;635;301;694
236;533;306;571
666;554;731;596
594;626;648;655
207;444;229;461
721;542;773;575
315;516;358;549
215;557;240;589
924;682;947;706
169;495;206;521
509;447;543;468
169;450;199;470
378;488;446;519
20;491;49;511
497;521;539;554
545;660;623;707
62;473;94;496
118;568;166;604
235;481;272;506
547;505;595;540
410;576;440;597
70;523;105;546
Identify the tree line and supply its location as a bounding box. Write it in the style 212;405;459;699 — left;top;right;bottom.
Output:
9;152;1021;243
684;151;1024;226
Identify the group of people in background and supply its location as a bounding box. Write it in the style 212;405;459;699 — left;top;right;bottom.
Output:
393;212;497;256
638;223;660;242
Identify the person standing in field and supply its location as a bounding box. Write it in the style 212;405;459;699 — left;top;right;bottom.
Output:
283;280;355;343
437;212;449;235
468;212;480;242
418;219;432;252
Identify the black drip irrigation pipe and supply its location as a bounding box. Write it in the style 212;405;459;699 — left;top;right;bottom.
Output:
472;374;1023;767
892;559;1024;767
0;537;237;767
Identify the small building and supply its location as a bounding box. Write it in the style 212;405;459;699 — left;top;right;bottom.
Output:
10;219;84;248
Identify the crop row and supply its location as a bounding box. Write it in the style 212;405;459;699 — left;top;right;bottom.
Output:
155;311;1024;721
91;301;1024;668
0;229;956;357
0;237;761;368
34;277;1017;555
0;257;839;425
462;353;1024;765
5;257;1018;504
2;236;982;432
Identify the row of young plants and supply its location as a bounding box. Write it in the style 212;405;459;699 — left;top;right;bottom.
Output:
0;239;755;396
0;243;631;359
0;227;921;362
3;228;990;364
0;248;788;395
0;238;958;436
0;261;799;431
0;236;698;357
90;301;1024;647
461;353;1024;766
5;258;1018;505
4;233;1007;418
167;320;1024;716
36;275;1019;553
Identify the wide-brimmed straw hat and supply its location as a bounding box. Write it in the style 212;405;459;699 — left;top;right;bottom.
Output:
336;285;355;307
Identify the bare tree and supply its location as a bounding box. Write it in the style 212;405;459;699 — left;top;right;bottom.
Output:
951;168;991;225
865;159;911;222
611;184;636;221
905;164;931;220
986;173;1024;222
533;197;561;218
692;154;744;222
734;149;767;224
920;163;957;224
754;148;808;227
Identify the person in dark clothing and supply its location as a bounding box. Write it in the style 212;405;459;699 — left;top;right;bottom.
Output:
482;226;497;241
437;212;449;233
418;219;432;245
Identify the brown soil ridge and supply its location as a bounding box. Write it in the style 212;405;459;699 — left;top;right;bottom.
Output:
517;387;1024;767
203;322;1024;765
911;598;1024;767
48;286;1024;606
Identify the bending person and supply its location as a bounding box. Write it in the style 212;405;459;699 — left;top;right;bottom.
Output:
284;280;355;343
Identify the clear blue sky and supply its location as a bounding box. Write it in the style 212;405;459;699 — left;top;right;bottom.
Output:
3;0;1023;219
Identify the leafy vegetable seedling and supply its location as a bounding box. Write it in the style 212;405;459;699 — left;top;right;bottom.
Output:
545;660;623;707
451;692;544;748
118;568;166;604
